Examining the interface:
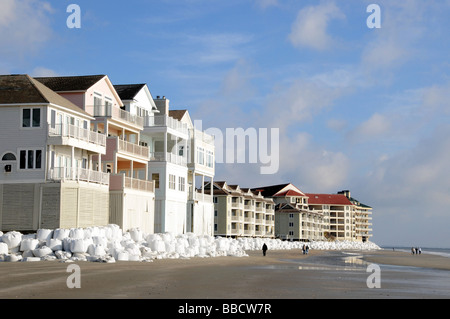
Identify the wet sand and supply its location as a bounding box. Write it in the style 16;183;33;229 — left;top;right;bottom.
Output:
0;249;449;299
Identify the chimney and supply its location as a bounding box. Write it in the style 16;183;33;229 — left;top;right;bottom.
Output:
338;190;351;199
154;95;169;115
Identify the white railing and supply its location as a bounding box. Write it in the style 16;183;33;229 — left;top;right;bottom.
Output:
193;192;213;203
48;167;109;185
144;115;188;135
117;139;149;159
149;152;187;166
87;105;144;127
48;124;106;147
110;174;154;192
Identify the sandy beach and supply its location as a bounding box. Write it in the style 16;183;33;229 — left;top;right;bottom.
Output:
0;248;449;300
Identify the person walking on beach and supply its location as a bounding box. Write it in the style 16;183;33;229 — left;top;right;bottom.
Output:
262;243;268;256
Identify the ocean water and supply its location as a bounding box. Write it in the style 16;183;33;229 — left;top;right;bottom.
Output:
383;247;450;258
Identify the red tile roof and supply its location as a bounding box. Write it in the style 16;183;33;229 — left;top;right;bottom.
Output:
305;193;353;205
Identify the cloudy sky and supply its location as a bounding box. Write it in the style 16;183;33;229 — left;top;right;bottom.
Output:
2;0;450;247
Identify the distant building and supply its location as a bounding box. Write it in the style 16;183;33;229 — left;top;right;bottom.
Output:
208;181;275;238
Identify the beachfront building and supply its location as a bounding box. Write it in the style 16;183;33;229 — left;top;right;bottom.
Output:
337;190;373;242
137;95;215;235
305;193;354;241
209;181;275;238
35;75;155;234
0;74;110;231
253;183;324;241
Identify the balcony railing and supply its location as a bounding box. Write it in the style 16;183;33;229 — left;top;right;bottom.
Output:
48;124;106;147
149;152;187;166
110;174;154;193
144;115;188;135
87;105;144;127
48;167;109;185
116;138;149;159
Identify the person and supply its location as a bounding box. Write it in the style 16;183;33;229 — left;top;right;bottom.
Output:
262;243;268;256
305;244;309;255
411;247;415;255
302;244;306;255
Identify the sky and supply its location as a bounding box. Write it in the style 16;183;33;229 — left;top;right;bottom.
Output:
1;0;450;248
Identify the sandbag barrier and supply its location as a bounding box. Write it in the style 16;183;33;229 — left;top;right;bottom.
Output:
0;225;381;263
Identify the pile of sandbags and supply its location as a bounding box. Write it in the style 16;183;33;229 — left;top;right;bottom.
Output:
0;224;380;263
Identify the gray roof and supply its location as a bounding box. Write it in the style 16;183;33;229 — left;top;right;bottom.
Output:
34;75;106;92
114;84;146;100
0;74;91;117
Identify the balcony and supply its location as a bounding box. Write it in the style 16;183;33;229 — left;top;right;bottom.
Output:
117;139;149;159
144;115;188;136
110;174;154;193
48;167;109;185
48;124;106;153
149;152;187;166
87;105;144;128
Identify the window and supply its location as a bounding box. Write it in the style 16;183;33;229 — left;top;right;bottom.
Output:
19;149;42;170
152;173;160;188
289;222;294;227
213;197;218;203
197;147;204;165
289;213;294;219
206;150;214;168
2;153;16;161
178;176;185;192
22;108;40;128
169;174;176;190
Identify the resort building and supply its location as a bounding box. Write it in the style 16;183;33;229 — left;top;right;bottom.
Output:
0;74;110;231
253;183;324;241
35;75;155;234
337;190;373;242
208;181;275;238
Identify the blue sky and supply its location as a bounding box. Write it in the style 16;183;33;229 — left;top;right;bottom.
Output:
2;0;450;247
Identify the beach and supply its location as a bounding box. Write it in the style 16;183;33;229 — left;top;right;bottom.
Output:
0;248;449;300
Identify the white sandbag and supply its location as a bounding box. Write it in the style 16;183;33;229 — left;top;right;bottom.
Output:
70;238;87;253
37;229;53;243
48;238;63;251
87;244;107;257
20;238;39;252
55;250;72;259
2;231;22;250
5;254;22;262
53;228;70;241
92;236;107;247
117;251;129;261
69;228;84;239
23;257;41;262
32;246;53;257
129;228;143;242
0;242;9;254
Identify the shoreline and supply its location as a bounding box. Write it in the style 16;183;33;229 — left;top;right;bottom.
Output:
0;248;448;299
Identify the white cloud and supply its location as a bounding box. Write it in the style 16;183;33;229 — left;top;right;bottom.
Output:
0;0;54;59
349;113;391;142
288;2;345;51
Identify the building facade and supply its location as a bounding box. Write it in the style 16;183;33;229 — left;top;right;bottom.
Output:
210;181;275;238
0;74;110;231
35;75;155;234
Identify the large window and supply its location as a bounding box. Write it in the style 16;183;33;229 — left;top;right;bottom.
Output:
19;149;42;170
206;150;214;168
197;147;204;165
22;108;40;128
